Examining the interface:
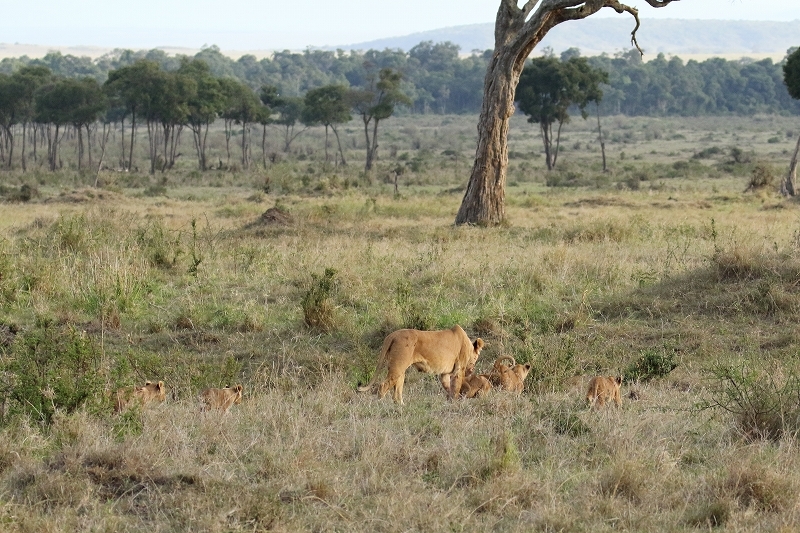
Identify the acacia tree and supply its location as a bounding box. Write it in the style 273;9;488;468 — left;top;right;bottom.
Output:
104;60;162;171
179;59;222;171
350;68;410;172
60;77;107;171
455;0;677;226
0;74;25;169
274;96;306;153
303;85;351;166
516;53;607;170
782;47;800;196
13;66;52;171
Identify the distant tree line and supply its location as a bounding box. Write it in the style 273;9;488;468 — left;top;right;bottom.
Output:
0;57;408;173
2;43;798;117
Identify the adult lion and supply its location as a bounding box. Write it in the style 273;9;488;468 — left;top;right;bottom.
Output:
113;380;166;413
358;325;484;405
199;384;243;412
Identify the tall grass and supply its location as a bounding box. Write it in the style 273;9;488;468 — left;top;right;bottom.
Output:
0;114;800;530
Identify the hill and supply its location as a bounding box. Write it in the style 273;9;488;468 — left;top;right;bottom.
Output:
334;18;799;58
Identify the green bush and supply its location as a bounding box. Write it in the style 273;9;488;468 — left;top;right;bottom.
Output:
703;363;800;441
302;268;338;331
4;320;104;426
623;347;678;383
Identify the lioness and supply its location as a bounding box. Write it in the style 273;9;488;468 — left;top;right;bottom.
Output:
460;367;492;399
487;356;532;394
586;375;622;408
199;384;243;412
114;380;166;413
358;325;484;405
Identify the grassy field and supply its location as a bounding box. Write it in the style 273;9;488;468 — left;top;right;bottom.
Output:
1;113;800;531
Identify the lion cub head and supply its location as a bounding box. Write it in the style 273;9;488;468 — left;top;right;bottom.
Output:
114;380;166;412
585;375;622;408
488;356;531;394
199;384;244;412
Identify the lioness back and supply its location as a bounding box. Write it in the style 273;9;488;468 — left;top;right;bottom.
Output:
199;384;243;412
357;325;484;405
114;380;166;412
586;376;622;408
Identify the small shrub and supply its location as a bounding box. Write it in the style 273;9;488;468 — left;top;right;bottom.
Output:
724;464;793;512
745;163;775;191
684;501;730;528
703;363;800;441
599;461;644;502
302;268;338;331
623;347;678;383
544;402;591;437
4;322;104;426
395;280;435;331
481;430;521;479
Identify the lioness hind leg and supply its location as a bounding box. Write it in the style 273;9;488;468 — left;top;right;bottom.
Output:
392;373;406;405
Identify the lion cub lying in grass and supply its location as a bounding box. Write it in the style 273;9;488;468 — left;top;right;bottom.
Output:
459;367;492;398
114;381;166;412
199;384;243;412
487;356;532;394
585;376;622;408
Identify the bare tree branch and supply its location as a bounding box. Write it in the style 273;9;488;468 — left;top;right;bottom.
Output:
604;1;644;56
642;0;678;6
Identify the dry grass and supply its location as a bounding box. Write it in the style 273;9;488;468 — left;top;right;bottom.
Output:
1;114;800;530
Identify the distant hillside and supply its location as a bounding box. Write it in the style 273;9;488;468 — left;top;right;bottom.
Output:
334;18;800;57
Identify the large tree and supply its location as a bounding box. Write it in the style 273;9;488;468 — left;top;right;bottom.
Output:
782;47;800;196
179;59;223;171
350;67;410;172
455;0;677;226
516;53;607;170
303;85;351;166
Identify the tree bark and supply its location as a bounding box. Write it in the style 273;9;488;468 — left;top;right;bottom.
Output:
782;133;800;196
455;0;676;226
595;102;607;172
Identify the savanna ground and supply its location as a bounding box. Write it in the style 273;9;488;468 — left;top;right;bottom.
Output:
1;112;800;531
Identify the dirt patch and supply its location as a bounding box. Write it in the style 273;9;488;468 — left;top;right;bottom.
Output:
563;197;635;208
247;206;293;227
45;188;123;204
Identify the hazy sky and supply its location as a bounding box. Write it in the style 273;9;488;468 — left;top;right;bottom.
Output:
3;1;798;51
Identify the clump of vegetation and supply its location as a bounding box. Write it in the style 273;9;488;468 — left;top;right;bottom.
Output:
703;363;800;441
301;268;338;331
744;163;776;191
3;320;104;426
623;347;678;383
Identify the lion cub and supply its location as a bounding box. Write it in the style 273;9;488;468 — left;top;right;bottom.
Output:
114;380;166;413
488;356;532;394
585;376;622;408
199;384;243;412
459;367;492;399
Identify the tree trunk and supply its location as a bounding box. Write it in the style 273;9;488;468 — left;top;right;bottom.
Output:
455;0;674;225
455;42;525;225
782;133;800;196
262;124;267;168
540;122;553;171
128;110;136;172
362;116;373;172
4;126;14;170
21;122;26;172
331;125;347;166
596;102;607;172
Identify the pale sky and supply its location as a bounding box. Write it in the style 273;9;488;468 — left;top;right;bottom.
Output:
3;1;798;51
